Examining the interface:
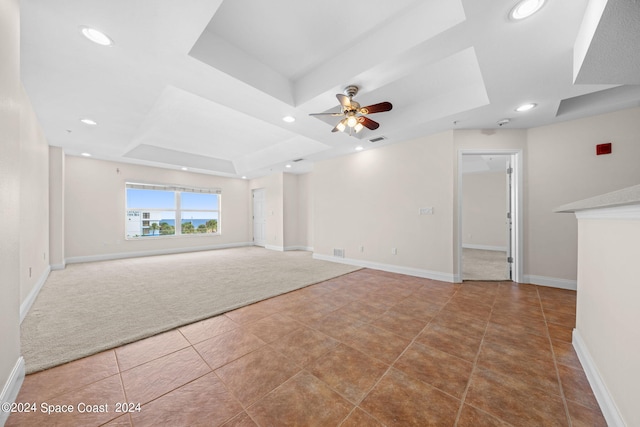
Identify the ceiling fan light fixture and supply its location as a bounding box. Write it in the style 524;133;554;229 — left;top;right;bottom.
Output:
80;26;113;46
346;115;358;128
354;123;364;133
336;120;347;132
509;0;545;20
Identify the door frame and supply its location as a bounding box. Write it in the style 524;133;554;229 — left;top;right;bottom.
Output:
457;149;523;283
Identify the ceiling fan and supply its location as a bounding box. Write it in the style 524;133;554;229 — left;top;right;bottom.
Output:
310;85;392;134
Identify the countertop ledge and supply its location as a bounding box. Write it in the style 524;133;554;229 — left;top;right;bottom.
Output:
554;184;640;213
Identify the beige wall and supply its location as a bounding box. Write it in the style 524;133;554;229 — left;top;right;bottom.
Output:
250;172;311;251
64;157;251;261
297;173;314;249
575;217;640;426
49;147;65;268
462;171;507;249
0;0;23;408
19;89;50;303
527;108;640;282
313;131;455;279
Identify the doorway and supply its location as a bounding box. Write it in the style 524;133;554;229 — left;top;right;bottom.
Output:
252;188;266;247
458;149;522;282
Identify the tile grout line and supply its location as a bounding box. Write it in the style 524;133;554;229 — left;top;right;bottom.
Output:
538;286;574;427
452;282;499;426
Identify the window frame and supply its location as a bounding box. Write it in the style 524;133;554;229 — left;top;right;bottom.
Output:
125;182;221;239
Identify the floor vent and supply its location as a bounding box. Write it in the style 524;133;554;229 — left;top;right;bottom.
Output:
333;248;345;258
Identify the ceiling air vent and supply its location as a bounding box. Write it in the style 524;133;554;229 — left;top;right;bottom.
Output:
369;136;386;143
292;158;304;162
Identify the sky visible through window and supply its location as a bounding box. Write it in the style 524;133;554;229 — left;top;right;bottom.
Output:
126;189;218;210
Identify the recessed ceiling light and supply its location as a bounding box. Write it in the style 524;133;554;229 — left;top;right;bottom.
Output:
81;152;92;157
515;103;537;112
285;164;292;168
181;167;188;171
241;176;247;179
509;0;545;20
80;26;113;46
282;116;295;123
355;146;364;151
80;118;97;125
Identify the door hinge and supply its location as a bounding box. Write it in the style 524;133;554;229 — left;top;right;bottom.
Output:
507;212;511;219
507;256;513;263
507;167;513;174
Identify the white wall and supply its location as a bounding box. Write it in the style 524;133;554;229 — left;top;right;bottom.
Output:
313;131;455;280
283;173;299;249
462;171;507;249
527;107;640;282
574;216;640;426
63;157;251;261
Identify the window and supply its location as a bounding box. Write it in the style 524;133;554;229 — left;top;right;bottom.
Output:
125;183;221;238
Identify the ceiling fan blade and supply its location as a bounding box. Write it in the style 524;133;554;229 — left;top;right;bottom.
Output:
309;112;344;117
336;94;352;108
359;116;380;130
359;102;393;114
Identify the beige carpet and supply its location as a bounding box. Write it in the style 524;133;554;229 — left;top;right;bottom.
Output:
21;247;360;374
462;248;509;281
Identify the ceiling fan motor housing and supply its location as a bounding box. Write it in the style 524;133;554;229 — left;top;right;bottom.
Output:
344;85;359;98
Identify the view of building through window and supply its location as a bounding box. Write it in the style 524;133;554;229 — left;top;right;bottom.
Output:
125;184;220;238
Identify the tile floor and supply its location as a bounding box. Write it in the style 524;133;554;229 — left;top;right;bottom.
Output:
7;269;606;426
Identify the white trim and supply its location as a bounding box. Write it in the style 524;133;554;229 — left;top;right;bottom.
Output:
312;253;456;283
0;357;25;427
265;245;284;251
572;329;626;427
462;244;507;251
50;263;66;271
575;204;640;220
20;266;51;324
457;149;524;284
523;274;577;290
284;246;313;252
65;242;254;264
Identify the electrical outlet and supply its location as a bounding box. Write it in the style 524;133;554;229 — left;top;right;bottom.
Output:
359;246;364;253
419;207;434;215
391;248;397;255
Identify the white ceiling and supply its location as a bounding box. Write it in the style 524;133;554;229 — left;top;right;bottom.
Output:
20;0;640;179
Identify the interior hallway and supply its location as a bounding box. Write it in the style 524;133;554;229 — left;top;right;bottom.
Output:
7;269;605;426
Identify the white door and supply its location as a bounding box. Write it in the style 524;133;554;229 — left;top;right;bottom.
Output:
252;188;266;247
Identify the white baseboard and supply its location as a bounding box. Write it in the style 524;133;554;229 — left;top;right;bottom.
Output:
523;274;577;290
64;242;254;265
312;253;455;283
265;245;284;251
462;244;507;251
0;357;25;427
572;329;626;427
284;246;313;252
50;263;65;271
20;266;51;324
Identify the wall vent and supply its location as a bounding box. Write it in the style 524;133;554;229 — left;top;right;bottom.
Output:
333;248;345;258
369;136;386;143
